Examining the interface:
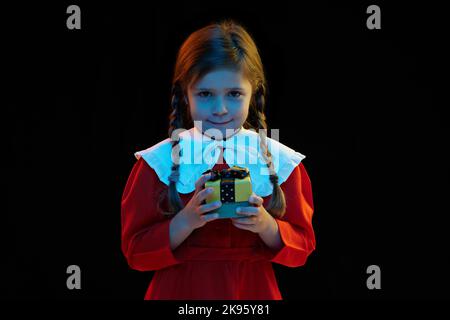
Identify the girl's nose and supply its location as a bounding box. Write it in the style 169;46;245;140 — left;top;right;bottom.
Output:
212;97;228;115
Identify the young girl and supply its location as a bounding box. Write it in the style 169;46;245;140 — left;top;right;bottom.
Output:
121;20;316;300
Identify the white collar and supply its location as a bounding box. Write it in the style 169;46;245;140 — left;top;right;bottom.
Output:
134;126;306;197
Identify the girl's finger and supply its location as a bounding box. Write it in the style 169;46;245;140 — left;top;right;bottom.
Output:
236;207;259;216
248;194;263;206
195;187;215;205
231;220;252;230
231;217;255;225
198;200;222;214
201;212;220;222
194;173;212;194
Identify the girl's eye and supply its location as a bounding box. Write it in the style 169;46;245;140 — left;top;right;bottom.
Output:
198;91;212;98
228;91;242;98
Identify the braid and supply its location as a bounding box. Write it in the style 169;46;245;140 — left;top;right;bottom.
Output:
255;87;286;218
160;82;185;216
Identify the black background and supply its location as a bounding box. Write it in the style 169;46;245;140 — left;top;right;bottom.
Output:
3;1;448;300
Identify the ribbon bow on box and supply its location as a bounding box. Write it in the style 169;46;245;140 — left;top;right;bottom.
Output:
205;166;250;181
202;166;252;219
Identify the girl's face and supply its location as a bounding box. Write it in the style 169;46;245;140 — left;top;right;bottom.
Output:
187;68;252;140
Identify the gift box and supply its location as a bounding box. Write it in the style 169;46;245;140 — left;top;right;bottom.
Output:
202;166;252;219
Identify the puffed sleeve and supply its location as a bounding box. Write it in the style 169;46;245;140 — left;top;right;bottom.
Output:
121;157;182;271
265;162;316;267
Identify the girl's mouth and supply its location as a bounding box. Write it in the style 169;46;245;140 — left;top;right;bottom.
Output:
208;119;233;125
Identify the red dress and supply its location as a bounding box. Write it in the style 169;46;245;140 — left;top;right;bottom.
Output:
121;152;316;300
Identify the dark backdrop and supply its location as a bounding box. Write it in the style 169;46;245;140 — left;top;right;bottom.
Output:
4;1;448;300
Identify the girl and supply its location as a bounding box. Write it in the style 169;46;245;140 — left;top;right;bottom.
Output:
121;20;316;300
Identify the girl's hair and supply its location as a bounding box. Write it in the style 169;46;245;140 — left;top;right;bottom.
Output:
160;19;287;218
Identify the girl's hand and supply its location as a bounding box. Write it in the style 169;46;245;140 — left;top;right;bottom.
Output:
178;173;222;231
231;193;274;234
